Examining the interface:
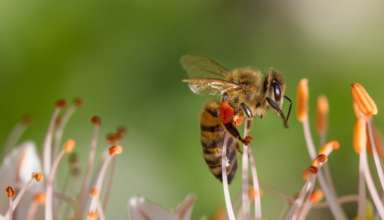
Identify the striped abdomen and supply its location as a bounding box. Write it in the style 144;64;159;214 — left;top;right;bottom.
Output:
200;100;238;184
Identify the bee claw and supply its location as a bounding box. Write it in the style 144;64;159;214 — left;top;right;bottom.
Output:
241;136;252;145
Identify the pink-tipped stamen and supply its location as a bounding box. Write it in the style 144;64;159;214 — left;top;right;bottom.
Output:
240;119;251;216
3;115;31;155
43;100;66;176
86;145;122;220
75;116;101;219
45;140;75;220
248;147;262;220
5;174;41;219
53;99;81;157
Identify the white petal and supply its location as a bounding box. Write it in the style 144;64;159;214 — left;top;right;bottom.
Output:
0;141;43;218
128;195;196;220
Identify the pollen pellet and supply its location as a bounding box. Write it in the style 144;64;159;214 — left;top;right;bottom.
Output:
351;83;378;117
296;79;309;122
5;186;15;198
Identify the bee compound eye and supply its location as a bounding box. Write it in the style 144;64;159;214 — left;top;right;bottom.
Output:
273;83;282;101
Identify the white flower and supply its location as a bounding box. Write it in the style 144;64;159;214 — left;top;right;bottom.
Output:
128;195;196;220
0;141;43;219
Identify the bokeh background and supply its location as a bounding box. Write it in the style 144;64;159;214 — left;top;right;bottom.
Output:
1;0;384;219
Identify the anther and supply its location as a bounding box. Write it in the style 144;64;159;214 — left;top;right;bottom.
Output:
21;114;32;126
353;118;366;154
310;189;324;204
108;145;123;156
296;79;309;122
351;83;378;117
55;99;67;108
32;172;44;182
91;116;102;127
88;211;98;219
33;192;46;204
64;139;76;154
5;186;15;198
316;96;329;136
90;187;99;198
73;97;83;107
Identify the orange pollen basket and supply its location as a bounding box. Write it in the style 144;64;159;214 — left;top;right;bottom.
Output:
219;101;235;124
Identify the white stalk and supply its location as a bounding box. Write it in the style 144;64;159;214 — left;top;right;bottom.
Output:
240;119;251;216
45;150;65;220
302;120;347;220
221;134;236;220
249;148;262;220
367;120;384;191
43;108;61;176
360;134;384;218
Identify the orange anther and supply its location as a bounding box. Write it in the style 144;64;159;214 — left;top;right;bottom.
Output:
55;99;67;108
91;116;102;127
5;186;15;198
351;83;378;118
32;172;44;182
316;96;329;135
33;192;46;204
310;189;324;204
64;139;76;153
354;118;367;154
296;79;309;122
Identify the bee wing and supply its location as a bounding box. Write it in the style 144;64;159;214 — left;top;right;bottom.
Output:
182;78;241;96
180;55;229;78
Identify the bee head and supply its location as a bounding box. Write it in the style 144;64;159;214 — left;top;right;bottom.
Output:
264;70;292;128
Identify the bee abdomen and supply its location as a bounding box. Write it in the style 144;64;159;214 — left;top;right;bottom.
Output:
200;100;238;184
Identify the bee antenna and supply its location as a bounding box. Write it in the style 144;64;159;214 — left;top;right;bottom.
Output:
284;95;293;123
266;97;289;128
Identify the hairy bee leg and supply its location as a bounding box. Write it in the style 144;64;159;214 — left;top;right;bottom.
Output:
224;123;252;145
220;101;252;145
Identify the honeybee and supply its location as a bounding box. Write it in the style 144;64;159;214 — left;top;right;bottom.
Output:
181;55;292;183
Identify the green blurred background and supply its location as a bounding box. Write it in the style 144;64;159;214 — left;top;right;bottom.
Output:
1;0;384;219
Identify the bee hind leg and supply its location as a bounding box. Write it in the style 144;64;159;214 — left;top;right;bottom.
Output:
224;123;252;145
